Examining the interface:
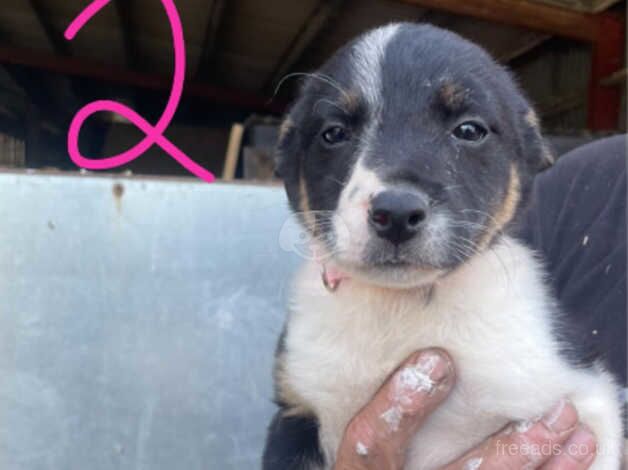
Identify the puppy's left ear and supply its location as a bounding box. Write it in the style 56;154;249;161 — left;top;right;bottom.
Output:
274;115;300;180
519;108;555;173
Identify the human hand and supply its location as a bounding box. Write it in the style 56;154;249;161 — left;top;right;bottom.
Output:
334;349;597;470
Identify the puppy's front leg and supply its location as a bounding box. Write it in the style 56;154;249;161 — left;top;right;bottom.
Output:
263;410;325;470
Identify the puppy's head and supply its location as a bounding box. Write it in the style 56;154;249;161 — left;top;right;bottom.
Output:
276;23;553;289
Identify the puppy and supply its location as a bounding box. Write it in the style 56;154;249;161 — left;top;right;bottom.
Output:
264;23;623;469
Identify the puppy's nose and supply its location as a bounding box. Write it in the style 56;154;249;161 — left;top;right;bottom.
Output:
369;190;429;244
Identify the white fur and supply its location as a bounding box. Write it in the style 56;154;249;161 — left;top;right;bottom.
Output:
333;159;385;261
282;237;623;469
332;24;453;288
333;161;452;273
351;24;400;108
336;24;398;255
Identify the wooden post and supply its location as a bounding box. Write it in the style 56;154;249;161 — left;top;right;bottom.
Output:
587;13;625;130
222;123;244;181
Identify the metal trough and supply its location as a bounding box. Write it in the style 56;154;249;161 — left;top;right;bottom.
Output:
0;171;299;469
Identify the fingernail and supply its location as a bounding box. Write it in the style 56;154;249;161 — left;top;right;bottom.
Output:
565;426;596;462
542;399;578;434
418;351;452;384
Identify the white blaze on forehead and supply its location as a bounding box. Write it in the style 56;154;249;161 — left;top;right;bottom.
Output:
352;24;400;108
330;24;455;277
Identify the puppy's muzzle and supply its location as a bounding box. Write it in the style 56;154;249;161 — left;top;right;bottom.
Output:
368;190;429;245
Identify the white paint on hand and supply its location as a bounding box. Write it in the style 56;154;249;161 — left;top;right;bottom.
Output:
463;457;483;470
380;406;403;432
515;419;534;433
381;354;441;431
355;441;369;456
393;354;437;406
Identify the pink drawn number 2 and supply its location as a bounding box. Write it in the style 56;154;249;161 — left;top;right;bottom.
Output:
65;0;216;183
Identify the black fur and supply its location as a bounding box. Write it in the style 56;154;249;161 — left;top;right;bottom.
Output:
266;23;564;466
263;412;325;470
276;23;551;272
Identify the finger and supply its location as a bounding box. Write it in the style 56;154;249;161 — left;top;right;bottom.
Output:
540;425;597;469
442;398;580;470
335;349;455;470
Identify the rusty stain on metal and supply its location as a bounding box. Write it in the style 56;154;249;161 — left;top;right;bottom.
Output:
113;182;124;213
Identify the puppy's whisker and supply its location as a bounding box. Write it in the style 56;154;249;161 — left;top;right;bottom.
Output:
447;237;481;260
313;99;349;116
449;231;512;283
449;221;489;230
274;72;351;103
324;175;347;187
461;209;502;229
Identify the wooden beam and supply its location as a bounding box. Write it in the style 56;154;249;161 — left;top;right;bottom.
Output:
498;33;551;63
29;0;71;56
114;0;140;69
601;68;627;86
529;0;622;13
0;45;286;114
587;13;625;129
264;0;344;90
394;0;606;41
196;0;226;80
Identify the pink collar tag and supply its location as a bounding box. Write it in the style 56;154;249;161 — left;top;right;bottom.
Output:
312;245;348;293
321;264;347;293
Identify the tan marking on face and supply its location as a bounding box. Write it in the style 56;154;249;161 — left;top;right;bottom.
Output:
278;117;293;142
478;164;521;249
525;109;540;128
299;170;316;234
340;91;361;113
439;81;467;110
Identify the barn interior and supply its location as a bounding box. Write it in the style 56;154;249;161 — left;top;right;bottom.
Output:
0;3;625;468
0;0;625;180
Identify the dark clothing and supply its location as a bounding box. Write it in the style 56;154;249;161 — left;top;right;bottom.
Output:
519;135;627;386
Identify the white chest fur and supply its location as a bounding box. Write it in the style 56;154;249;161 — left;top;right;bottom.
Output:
282;238;623;469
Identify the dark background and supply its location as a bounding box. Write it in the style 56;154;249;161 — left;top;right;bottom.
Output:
0;0;625;178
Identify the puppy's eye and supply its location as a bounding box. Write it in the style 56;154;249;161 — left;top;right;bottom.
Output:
321;125;348;145
452;121;487;142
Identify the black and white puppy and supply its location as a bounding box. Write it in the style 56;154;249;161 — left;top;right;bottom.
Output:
264;23;623;469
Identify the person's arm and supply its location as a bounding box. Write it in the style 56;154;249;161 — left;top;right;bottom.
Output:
335;350;597;470
518;135;626;386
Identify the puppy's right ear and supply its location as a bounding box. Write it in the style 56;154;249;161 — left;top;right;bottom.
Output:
519;108;555;174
